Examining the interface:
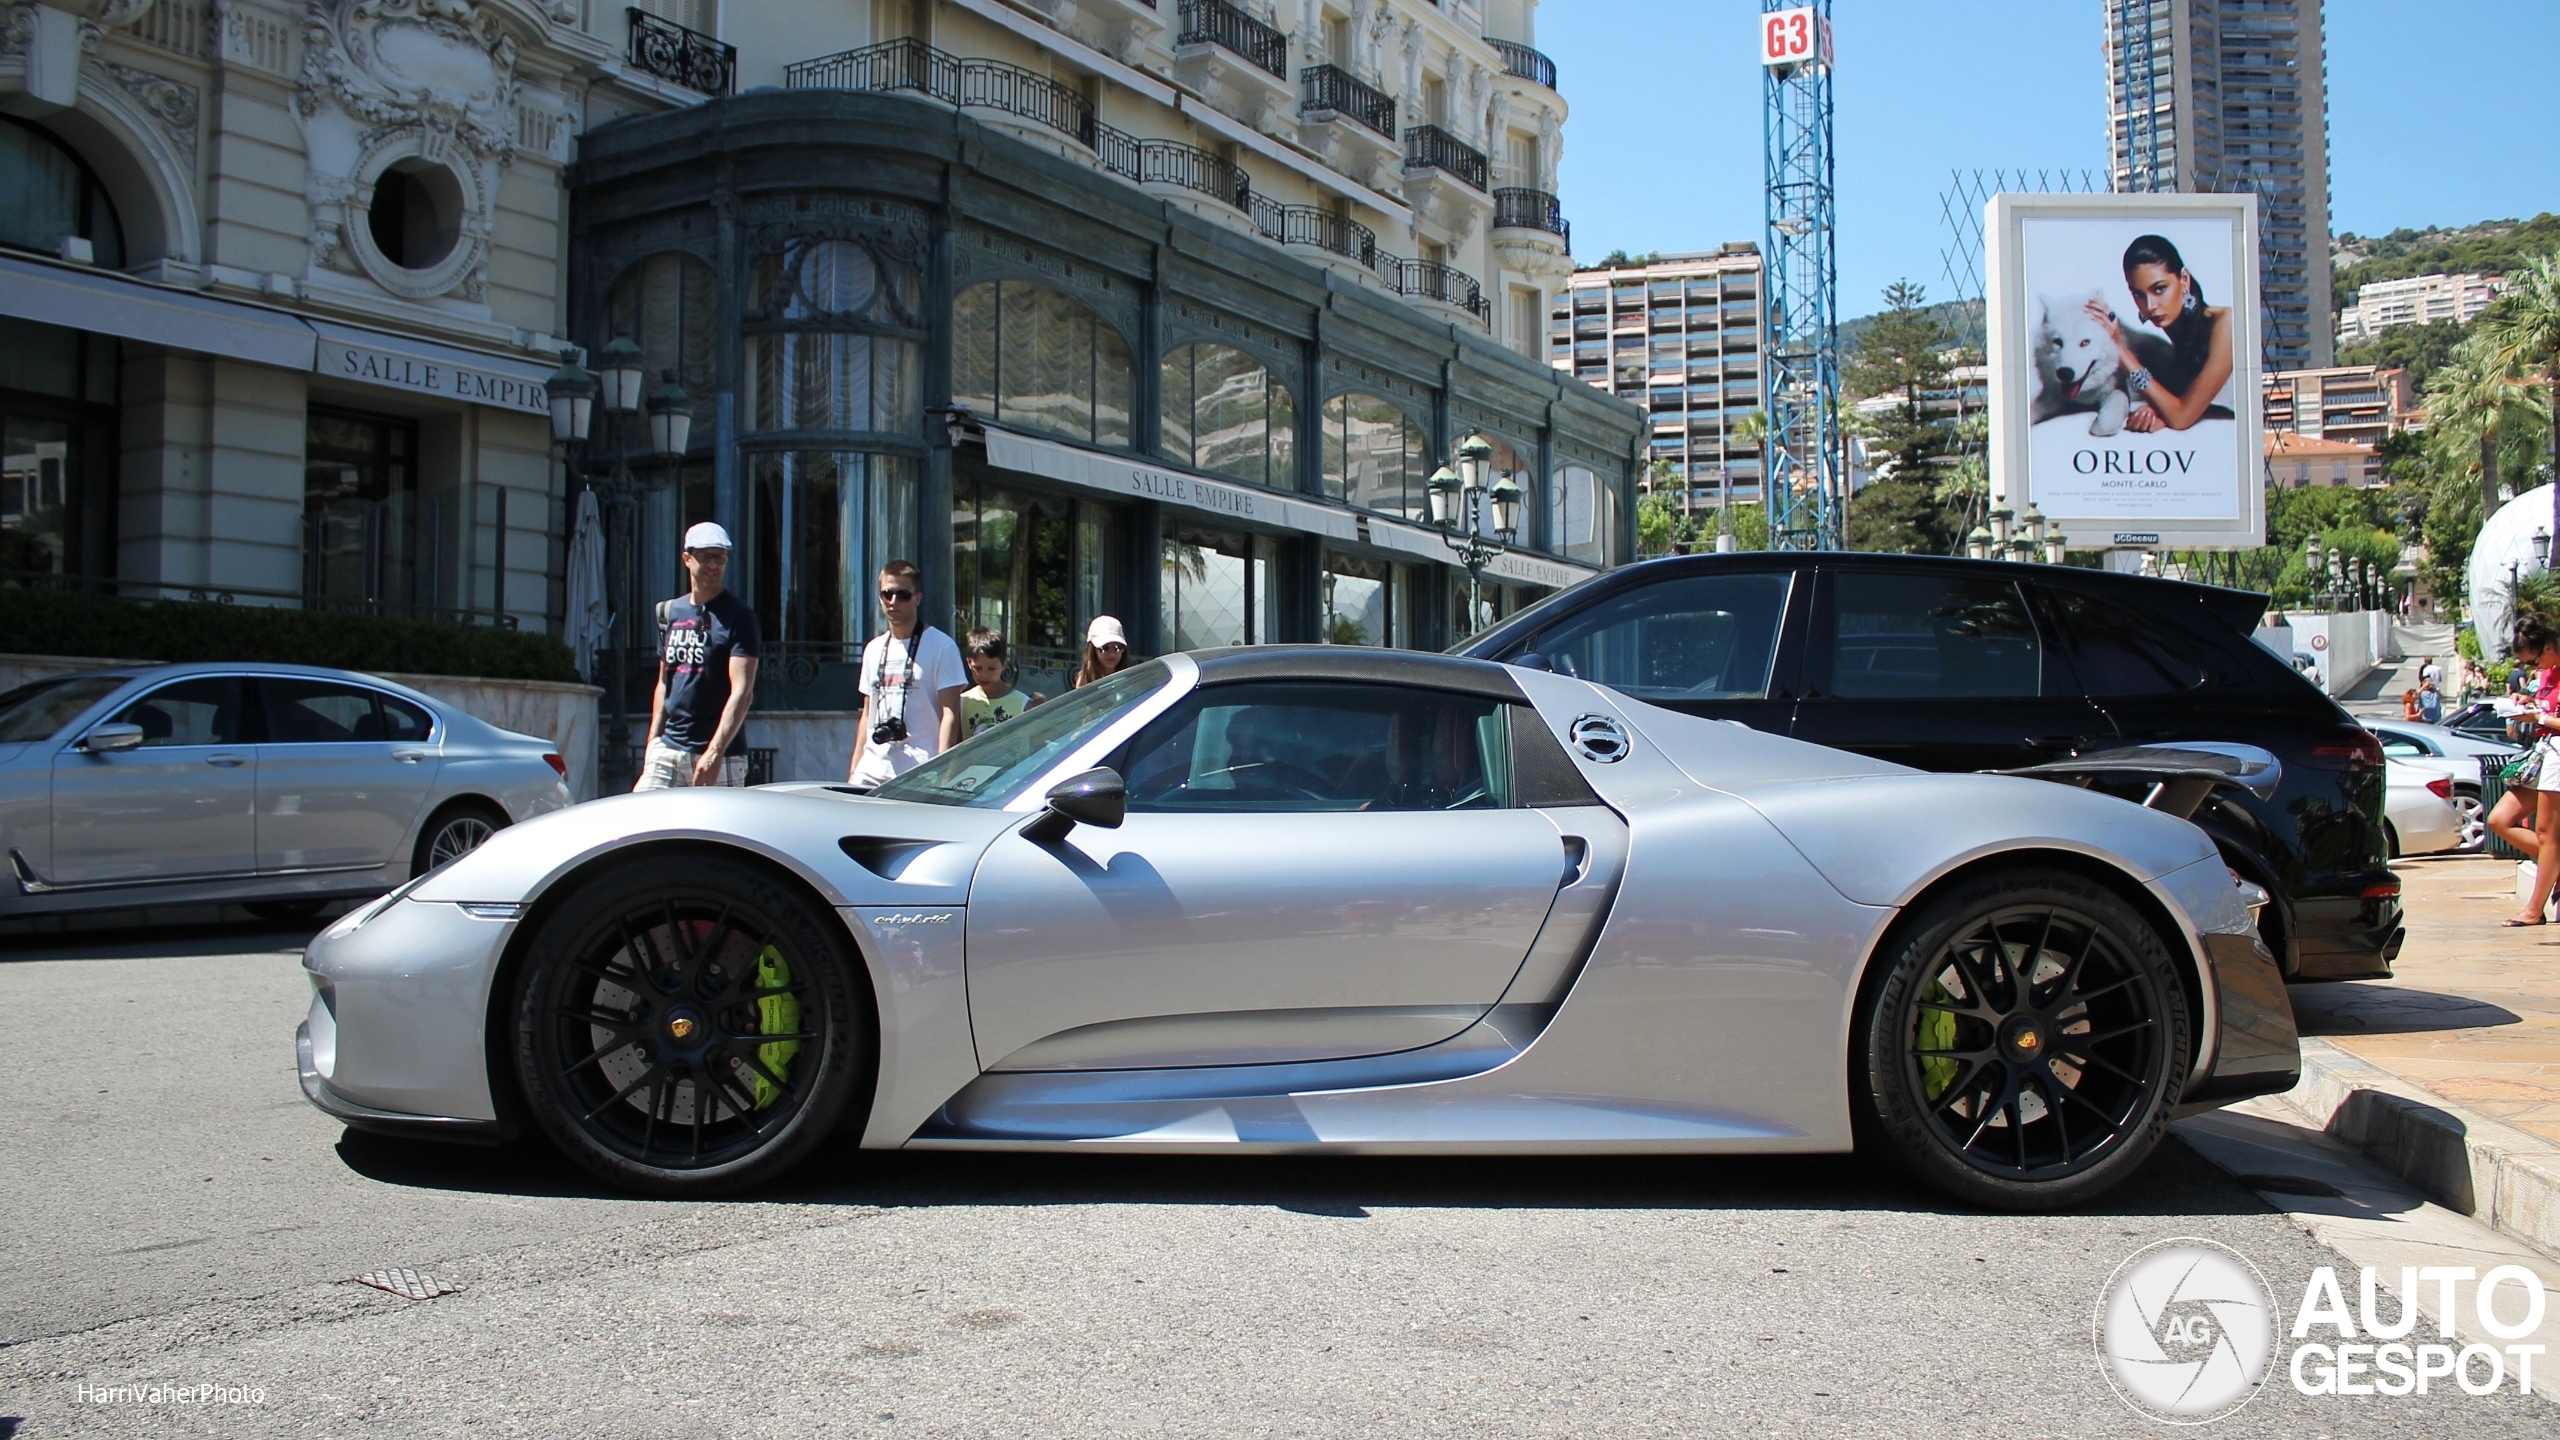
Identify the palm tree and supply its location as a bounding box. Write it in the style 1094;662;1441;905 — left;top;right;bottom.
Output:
2479;252;2560;538
2424;335;2540;518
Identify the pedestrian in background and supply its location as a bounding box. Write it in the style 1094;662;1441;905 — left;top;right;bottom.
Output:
636;522;760;790
848;560;965;790
2495;618;2560;925
2400;687;2422;722
2418;676;2443;725
961;628;1041;737
1073;615;1131;688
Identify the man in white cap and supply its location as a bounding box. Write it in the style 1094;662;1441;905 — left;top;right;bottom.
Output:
637;521;762;790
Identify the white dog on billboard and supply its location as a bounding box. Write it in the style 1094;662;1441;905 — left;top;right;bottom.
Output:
2031;289;2176;437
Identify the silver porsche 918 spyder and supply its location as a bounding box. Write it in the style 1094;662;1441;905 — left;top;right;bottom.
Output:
296;648;2299;1210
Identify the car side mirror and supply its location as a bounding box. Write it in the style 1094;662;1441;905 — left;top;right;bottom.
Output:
1509;651;1553;672
80;722;144;754
1020;767;1126;844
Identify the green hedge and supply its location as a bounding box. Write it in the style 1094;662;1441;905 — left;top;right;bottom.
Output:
2;586;579;683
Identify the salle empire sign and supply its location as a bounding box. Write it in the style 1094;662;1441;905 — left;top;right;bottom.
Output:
317;340;551;417
1127;465;1263;520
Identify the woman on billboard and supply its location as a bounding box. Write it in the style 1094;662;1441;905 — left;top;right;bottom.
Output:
2080;234;2236;433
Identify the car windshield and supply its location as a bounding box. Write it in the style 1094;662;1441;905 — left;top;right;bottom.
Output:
0;675;130;742
871;660;1171;808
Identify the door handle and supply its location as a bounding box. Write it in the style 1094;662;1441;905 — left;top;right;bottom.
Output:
393;749;430;763
206;754;248;768
2027;735;2101;754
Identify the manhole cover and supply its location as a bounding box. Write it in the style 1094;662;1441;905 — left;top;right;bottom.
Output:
352;1268;461;1299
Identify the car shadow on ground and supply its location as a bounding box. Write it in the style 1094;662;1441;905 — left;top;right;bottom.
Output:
0;904;341;961
332;1125;2274;1222
2287;981;2522;1035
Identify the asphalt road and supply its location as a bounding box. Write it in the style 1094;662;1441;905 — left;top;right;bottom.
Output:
1;920;2550;1438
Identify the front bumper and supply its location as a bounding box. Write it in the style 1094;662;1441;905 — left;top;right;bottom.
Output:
298;1018;503;1144
295;894;518;1136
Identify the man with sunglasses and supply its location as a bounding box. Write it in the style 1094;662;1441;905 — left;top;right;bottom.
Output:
637;522;761;790
848;558;965;790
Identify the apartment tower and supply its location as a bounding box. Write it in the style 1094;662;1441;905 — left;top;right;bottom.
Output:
1551;245;1766;511
2103;0;2333;369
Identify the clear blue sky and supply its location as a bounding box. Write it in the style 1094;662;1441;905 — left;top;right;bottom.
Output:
1541;1;2560;319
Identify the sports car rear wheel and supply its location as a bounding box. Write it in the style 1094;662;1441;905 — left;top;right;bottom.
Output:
1854;867;2188;1211
514;852;869;1195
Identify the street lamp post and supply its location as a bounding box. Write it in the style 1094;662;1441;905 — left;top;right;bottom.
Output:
547;339;688;792
1427;433;1522;640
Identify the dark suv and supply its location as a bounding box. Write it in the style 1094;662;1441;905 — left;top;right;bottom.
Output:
1461;553;2398;982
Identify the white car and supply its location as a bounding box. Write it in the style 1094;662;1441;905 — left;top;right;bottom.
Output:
2382;755;2469;857
2366;719;2517;854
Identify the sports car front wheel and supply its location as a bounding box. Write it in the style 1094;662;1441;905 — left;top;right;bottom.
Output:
513;852;871;1196
1853;867;2189;1212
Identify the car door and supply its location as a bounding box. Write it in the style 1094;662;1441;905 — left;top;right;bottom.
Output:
965;680;1578;1072
48;675;256;885
1789;565;2114;773
254;677;441;874
1513;565;1806;737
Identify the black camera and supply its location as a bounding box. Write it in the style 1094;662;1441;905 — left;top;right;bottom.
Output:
871;714;908;745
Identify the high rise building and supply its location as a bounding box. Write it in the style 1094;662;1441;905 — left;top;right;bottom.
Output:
1551;245;1766;511
2104;0;2333;369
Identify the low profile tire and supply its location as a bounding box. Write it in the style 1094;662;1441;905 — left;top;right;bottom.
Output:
413;801;507;877
513;851;869;1196
1852;867;2190;1212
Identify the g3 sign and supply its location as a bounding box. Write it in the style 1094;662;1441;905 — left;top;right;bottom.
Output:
1759;6;1832;69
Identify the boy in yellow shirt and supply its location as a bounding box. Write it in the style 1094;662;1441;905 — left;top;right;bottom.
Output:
961;628;1042;737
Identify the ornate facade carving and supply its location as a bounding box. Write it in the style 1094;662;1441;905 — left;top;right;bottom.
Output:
99;58;198;168
293;0;520;303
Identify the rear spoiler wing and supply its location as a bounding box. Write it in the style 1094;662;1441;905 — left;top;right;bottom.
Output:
1994;743;2281;821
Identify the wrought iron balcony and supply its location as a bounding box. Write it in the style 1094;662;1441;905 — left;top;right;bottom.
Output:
1493;187;1569;249
1135;137;1252;210
787;40;1095;148
1392;259;1492;325
1254;200;1380;269
1402;124;1487;191
1299;63;1395;139
627;6;735;96
1486;36;1558;90
1177;0;1287;78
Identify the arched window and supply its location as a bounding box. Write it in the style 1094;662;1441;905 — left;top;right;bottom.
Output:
1548;462;1614;567
952;280;1134;448
741;238;926;657
0;118;123;267
1320;393;1430;517
1161;343;1295;490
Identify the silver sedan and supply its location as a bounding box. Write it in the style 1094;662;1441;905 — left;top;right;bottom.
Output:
298;648;2295;1211
1;662;570;921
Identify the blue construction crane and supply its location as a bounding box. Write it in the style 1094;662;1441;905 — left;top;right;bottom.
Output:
1760;1;1841;549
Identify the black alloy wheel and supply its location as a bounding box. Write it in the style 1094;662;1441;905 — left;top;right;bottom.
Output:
1854;867;2188;1211
514;852;868;1195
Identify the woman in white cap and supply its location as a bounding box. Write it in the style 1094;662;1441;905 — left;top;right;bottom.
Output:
1073;615;1131;688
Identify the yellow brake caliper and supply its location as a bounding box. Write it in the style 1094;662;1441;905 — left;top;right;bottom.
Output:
753;945;802;1110
1918;976;1958;1100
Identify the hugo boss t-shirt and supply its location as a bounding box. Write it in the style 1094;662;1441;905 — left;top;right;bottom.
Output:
656;590;763;751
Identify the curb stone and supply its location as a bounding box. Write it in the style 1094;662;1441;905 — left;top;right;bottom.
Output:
2262;1035;2560;1257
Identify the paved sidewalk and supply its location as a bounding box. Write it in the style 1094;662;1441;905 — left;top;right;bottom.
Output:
2268;851;2560;1253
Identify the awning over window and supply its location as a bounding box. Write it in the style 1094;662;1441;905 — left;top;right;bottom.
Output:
982;425;1359;542
0;253;314;369
0;255;553;415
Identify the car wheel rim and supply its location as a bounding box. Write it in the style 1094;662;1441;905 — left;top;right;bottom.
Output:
2455;796;2486;850
430;817;494;868
534;896;822;1171
1906;904;2164;1181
